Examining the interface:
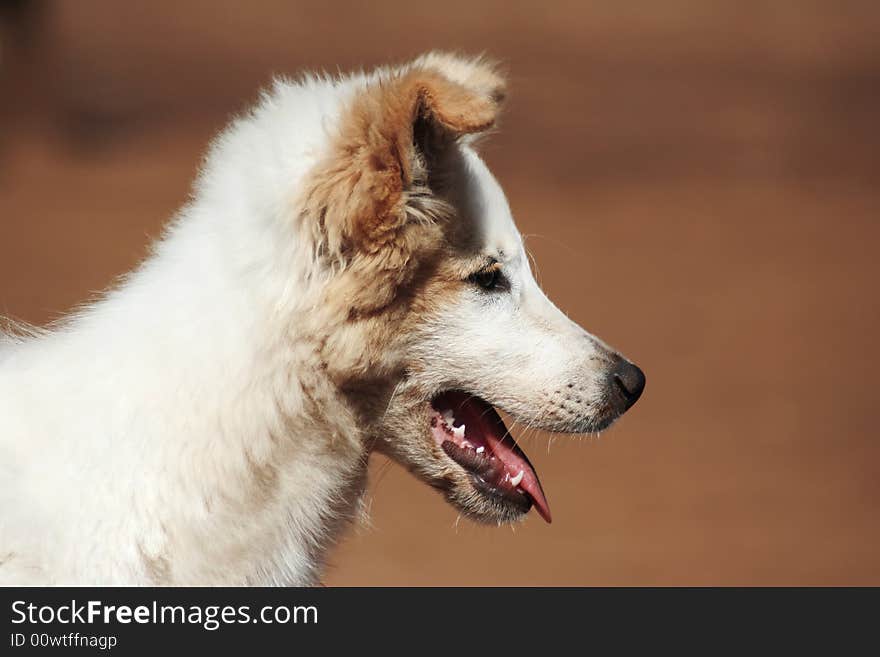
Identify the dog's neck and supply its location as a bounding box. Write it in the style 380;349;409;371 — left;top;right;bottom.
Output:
123;215;370;585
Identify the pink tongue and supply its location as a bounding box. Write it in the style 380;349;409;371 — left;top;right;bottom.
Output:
435;392;552;523
448;393;552;524
483;431;553;524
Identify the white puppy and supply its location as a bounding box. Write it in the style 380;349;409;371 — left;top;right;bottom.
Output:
0;53;644;585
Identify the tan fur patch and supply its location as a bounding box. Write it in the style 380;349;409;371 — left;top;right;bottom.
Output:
300;59;504;318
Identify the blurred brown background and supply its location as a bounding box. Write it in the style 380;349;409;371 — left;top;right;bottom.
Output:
1;1;878;585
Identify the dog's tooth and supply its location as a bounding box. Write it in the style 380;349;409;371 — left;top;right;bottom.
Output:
509;470;525;487
451;424;465;439
441;410;455;426
475;446;485;454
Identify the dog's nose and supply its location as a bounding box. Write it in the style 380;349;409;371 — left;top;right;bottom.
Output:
609;357;645;412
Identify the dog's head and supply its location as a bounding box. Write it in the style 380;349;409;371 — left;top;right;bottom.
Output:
303;53;644;524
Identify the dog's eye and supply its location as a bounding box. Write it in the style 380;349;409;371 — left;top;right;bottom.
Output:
470;268;504;291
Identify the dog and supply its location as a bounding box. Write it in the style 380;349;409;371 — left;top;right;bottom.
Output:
0;53;645;585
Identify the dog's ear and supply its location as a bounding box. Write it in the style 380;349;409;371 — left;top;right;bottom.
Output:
305;60;504;258
411;52;506;105
303;57;504;315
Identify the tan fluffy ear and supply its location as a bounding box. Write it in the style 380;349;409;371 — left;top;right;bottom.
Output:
412;51;507;104
302;62;503;315
305;66;502;259
408;70;499;136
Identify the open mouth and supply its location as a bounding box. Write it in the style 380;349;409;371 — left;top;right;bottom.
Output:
429;391;552;523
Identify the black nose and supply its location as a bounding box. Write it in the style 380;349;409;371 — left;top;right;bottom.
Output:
609;357;646;412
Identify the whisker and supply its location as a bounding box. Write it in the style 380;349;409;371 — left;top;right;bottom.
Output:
380;379;407;422
521;232;581;259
